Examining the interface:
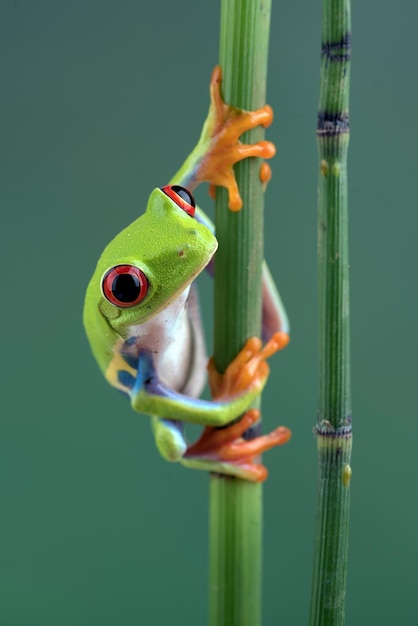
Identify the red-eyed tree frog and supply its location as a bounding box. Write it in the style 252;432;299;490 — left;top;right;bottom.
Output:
83;66;290;482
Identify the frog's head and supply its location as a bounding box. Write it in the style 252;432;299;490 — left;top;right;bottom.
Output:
88;185;217;337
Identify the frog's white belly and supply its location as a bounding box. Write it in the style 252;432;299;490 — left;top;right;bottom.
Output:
128;285;207;397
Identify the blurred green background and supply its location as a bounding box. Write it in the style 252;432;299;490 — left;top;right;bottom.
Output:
1;1;416;624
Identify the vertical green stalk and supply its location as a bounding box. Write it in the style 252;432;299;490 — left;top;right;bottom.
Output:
209;1;272;626
309;0;352;625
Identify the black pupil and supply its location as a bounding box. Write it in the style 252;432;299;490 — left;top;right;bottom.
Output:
112;273;141;303
172;185;195;208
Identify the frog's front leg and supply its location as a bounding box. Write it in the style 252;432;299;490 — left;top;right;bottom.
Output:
129;337;280;428
170;65;276;211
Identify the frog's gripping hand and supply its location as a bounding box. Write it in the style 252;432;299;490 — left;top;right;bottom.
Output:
183;332;291;482
207;332;289;401
171;65;276;211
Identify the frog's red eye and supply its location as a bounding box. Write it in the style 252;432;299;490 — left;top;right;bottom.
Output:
102;265;149;308
161;185;196;217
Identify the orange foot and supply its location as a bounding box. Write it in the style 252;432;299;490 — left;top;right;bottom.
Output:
196;65;276;211
208;331;290;401
184;409;291;482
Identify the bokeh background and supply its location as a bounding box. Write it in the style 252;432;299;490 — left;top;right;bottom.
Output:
1;1;416;624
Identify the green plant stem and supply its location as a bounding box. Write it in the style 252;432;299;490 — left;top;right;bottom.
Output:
209;1;272;625
309;0;353;625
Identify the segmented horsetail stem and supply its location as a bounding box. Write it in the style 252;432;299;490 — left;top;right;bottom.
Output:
210;1;272;625
309;0;353;624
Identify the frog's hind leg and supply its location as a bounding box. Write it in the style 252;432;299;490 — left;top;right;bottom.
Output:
182;409;291;482
151;416;187;463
